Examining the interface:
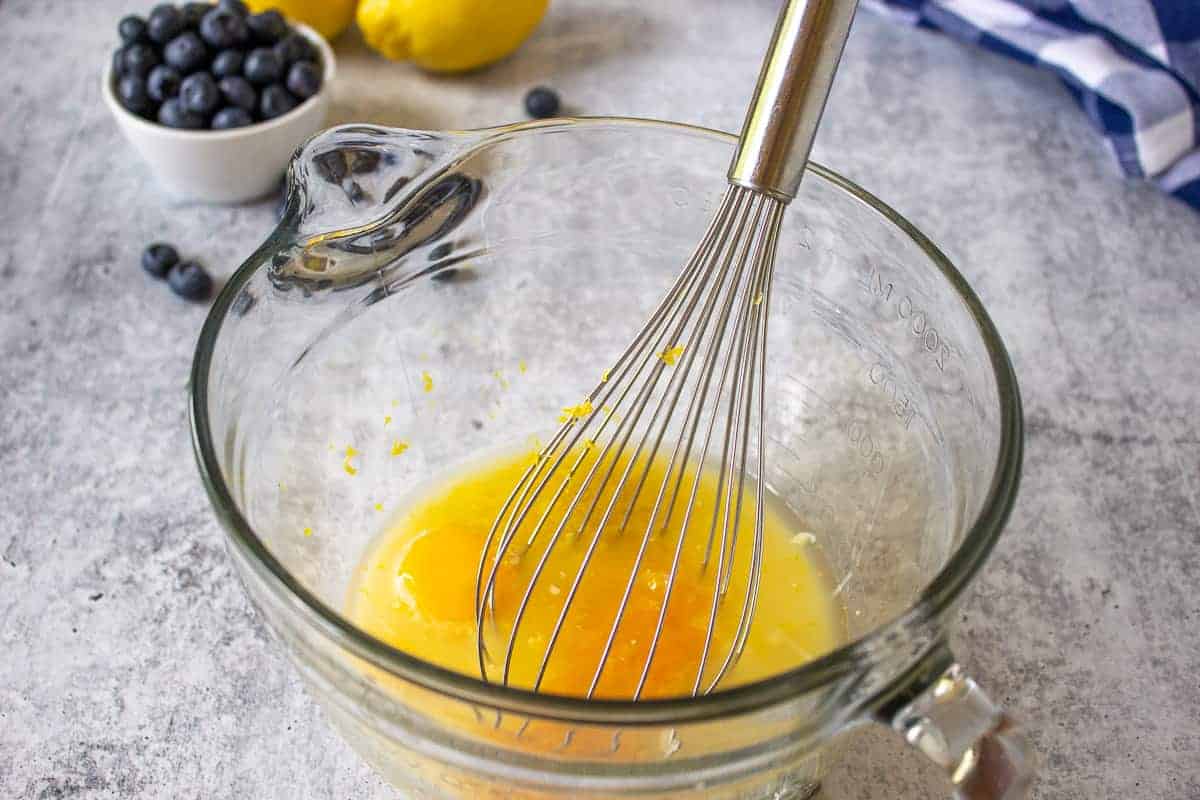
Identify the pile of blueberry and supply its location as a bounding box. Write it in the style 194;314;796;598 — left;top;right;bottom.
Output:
142;243;213;300
113;1;323;130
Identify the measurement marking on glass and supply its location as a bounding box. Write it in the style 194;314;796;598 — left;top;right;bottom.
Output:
858;265;955;372
866;361;918;430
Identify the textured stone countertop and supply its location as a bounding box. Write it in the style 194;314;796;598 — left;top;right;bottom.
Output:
1;1;1197;798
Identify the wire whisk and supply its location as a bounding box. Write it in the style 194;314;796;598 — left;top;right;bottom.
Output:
474;0;859;700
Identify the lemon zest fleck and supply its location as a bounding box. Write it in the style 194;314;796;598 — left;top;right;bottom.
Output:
303;527;313;537
659;345;685;365
753;292;764;306
391;440;409;457
344;461;358;476
493;369;509;390
422;371;434;393
384;415;392;426
374;502;384;512
601;368;611;382
519;360;528;374
558;399;594;424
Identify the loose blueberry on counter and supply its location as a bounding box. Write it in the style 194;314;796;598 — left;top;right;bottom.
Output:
211;106;253;129
259;84;298;119
524;87;560;119
313;151;348;185
218;76;257;111
247;10;287;44
147;65;182;102
244;47;283;85
219;0;250;17
180;72;220;115
349;149;381;174
158;97;206;129
164;32;208;74
167;260;213;301
147;4;185;45
285;61;321;100
211;49;244;78
200;9;249;49
117;75;153;115
182;3;210;28
122;43;159;78
118;15;148;44
273;33;313;67
141;243;179;278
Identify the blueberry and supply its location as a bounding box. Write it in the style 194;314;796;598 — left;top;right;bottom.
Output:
259;84;298;119
218;0;249;17
157;97;206;129
121;43;159;78
112;48;127;78
146;65;182;102
285;61;321;100
273;33;314;67
211;106;254;129
210;49;243;78
117;75;153;115
181;3;210;28
246;10;288;44
200;9;249;49
218;76;257;111
313;151;347;185
180;72;220;115
349;149;380;174
141;243;179;279
118;15;148;44
147;4;185;45
524;86;560;119
164;32;209;74
243;47;282;86
167;260;213;301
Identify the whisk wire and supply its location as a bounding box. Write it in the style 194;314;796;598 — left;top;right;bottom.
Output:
582;193;776;697
476;188;745;685
476;184;788;698
518;190;761;693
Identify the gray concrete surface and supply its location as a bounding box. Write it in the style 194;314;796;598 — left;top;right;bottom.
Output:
1;1;1197;798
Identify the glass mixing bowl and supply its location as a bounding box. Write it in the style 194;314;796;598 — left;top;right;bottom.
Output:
190;118;1029;798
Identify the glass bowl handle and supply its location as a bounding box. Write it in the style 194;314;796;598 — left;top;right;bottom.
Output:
882;652;1035;799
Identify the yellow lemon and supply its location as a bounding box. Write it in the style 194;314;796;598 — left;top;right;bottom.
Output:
357;0;550;73
246;0;358;41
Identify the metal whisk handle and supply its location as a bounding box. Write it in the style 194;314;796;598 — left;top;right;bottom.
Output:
728;0;859;200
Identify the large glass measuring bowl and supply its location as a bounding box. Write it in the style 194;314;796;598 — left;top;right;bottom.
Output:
190;117;1028;798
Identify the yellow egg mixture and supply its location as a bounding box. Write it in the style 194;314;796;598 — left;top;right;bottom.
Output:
348;447;845;699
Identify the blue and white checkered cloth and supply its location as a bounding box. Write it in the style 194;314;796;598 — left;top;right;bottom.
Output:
867;0;1200;210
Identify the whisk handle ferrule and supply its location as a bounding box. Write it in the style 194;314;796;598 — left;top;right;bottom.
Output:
728;0;859;201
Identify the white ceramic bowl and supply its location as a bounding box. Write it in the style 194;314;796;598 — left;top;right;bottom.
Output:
102;22;335;204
